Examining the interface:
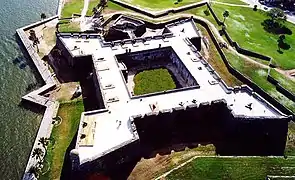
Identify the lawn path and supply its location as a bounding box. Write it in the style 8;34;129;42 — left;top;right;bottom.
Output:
81;0;89;18
212;1;250;7
80;0;90;30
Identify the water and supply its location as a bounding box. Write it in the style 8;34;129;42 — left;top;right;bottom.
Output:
0;0;58;179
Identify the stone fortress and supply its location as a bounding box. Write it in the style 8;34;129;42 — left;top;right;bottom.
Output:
56;15;292;175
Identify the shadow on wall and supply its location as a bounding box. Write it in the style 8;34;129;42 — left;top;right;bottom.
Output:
71;101;288;180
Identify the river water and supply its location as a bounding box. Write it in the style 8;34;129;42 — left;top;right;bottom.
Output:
0;0;58;179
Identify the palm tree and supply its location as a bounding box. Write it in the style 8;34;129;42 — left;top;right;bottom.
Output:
100;0;107;7
28;165;40;179
29;29;40;52
38;137;49;150
41;13;47;28
223;10;229;24
41;13;46;21
32;148;44;163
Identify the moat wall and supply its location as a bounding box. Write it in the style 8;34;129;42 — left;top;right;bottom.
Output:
133;99;288;157
72;100;289;178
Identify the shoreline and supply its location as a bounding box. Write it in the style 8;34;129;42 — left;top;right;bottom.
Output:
16;16;60;180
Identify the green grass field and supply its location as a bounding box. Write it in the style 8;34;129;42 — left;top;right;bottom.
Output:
214;0;248;5
61;0;84;18
210;4;295;70
269;69;295;94
134;68;176;95
40;100;84;180
225;53;295;113
58;20;80;32
86;0;99;16
285;121;295;156
166;157;295;180
122;0;200;10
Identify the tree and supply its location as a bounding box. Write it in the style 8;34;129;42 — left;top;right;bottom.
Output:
100;0;107;7
27;165;40;179
223;10;229;24
267;8;286;22
32;148;44;163
92;7;98;14
253;5;258;11
41;13;46;21
38;137;49;150
41;13;47;28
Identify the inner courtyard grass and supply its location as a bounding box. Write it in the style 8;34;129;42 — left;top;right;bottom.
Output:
40;100;84;180
166;157;295;180
61;0;84;18
133;68;176;95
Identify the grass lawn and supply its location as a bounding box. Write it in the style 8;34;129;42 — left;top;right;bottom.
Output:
134;68;176;95
269;69;295;94
166;157;295;180
40;100;84;180
214;0;248;5
61;0;84;18
58;21;80;32
129;144;216;179
103;1;132;13
86;0;99;16
226;55;295;113
285;121;295;156
210;4;295;70
122;0;201;10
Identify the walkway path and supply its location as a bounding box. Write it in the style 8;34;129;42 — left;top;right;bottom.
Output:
80;0;90;30
81;0;89;19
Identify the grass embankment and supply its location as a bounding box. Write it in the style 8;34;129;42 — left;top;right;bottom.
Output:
87;0;99;16
285;121;295;156
103;1;131;14
166;157;295;180
122;0;200;10
214;0;248;5
198;25;242;87
87;1;131;16
61;0;84;18
40;100;84;180
269;69;295;94
134;68;176;95
129;144;216;180
224;50;295;112
210;4;295;70
58;20;80;32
